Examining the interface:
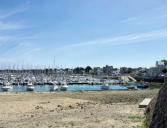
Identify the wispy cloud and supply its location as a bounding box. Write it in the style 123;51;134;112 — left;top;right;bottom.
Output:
0;1;30;19
121;14;167;24
120;5;167;25
0;8;25;19
0;39;42;66
61;30;167;48
0;21;24;30
0;36;10;42
0;1;30;31
120;17;139;23
0;0;41;66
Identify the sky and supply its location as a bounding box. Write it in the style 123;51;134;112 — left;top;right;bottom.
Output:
0;0;167;69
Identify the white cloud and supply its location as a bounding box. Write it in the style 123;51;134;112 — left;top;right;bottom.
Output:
121;13;167;25
0;36;10;41
0;1;30;19
120;17;139;23
61;30;167;48
0;21;24;30
0;2;30;31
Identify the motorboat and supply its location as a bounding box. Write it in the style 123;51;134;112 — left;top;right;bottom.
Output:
27;82;34;91
2;82;13;92
101;83;109;90
127;86;135;90
50;81;59;91
60;81;68;91
137;83;149;89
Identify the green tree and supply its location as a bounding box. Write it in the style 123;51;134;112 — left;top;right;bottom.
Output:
162;59;167;65
73;67;84;74
103;67;106;73
85;66;92;73
93;67;98;75
162;67;167;74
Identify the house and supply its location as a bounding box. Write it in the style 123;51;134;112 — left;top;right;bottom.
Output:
105;65;113;75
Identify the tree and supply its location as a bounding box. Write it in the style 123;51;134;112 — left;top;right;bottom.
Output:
127;68;133;74
162;67;167;74
161;59;167;65
93;67;98;75
73;67;84;74
103;67;106;73
85;66;92;73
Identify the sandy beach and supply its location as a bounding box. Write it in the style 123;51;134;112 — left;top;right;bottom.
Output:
0;89;159;128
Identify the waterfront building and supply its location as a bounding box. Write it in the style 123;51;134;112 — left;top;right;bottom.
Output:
105;65;113;75
97;67;103;76
148;60;166;77
112;69;120;76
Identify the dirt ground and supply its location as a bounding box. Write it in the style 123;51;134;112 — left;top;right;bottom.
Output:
0;89;159;128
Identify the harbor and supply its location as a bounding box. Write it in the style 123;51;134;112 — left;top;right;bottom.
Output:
0;84;134;92
0;69;150;92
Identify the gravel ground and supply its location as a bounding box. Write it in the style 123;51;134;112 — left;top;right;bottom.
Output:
0;89;159;128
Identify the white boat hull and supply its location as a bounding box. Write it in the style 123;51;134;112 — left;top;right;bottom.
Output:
27;86;34;91
101;84;110;90
50;85;59;91
2;86;13;92
60;85;68;91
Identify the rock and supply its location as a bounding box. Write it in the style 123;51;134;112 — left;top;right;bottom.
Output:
35;106;43;109
35;106;40;109
69;105;74;109
57;105;62;108
50;110;54;112
146;76;167;128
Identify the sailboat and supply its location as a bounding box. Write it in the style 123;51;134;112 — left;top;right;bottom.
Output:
2;82;13;92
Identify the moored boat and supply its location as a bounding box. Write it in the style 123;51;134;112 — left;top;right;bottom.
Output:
50;81;59;91
137;83;149;89
27;82;34;91
101;83;109;90
127;86;135;90
60;82;68;91
2;82;13;92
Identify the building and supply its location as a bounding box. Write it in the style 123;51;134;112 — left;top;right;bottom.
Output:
113;69;120;76
96;67;103;76
105;65;113;75
149;61;166;77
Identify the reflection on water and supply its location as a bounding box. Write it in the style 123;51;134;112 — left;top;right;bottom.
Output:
0;84;135;92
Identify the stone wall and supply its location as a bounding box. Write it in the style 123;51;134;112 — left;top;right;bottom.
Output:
146;76;167;128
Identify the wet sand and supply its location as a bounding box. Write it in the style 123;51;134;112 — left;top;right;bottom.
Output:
0;89;159;128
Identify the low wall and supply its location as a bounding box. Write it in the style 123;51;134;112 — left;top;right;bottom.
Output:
146;76;167;127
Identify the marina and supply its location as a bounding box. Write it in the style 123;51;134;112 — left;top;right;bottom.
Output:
0;70;148;92
0;84;143;92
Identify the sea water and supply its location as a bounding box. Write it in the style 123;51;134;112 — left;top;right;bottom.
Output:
0;84;136;92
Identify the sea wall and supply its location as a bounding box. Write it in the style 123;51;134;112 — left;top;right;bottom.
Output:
146;76;167;128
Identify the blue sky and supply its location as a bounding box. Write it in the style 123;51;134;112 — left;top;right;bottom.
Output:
0;0;167;69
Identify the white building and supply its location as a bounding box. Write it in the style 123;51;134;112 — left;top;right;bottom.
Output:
97;67;103;76
149;61;166;77
113;69;120;76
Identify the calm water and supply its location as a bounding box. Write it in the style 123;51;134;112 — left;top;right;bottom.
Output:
0;84;137;92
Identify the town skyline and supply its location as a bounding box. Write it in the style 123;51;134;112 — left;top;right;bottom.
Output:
0;59;166;70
